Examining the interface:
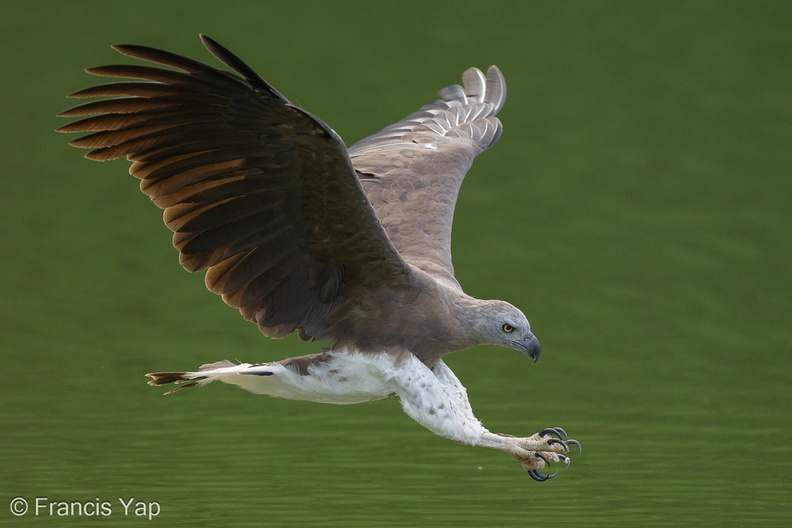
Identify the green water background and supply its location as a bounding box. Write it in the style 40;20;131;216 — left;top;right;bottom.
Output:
2;1;790;526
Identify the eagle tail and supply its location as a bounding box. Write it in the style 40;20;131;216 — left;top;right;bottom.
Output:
146;359;255;395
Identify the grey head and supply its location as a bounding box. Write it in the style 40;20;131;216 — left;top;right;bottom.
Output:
470;300;541;362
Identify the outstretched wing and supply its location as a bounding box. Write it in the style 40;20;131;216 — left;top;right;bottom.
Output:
58;35;409;340
349;66;506;288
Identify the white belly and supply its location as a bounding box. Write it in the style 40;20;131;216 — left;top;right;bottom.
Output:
205;350;398;404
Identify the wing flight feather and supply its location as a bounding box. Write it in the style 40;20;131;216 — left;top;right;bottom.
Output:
59;35;409;340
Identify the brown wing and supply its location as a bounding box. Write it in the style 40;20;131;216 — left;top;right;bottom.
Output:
349;66;506;289
58;35;409;340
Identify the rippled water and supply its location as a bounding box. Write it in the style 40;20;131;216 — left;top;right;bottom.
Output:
3;1;791;526
4;341;790;527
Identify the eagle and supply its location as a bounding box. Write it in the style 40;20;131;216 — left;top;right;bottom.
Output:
58;35;580;481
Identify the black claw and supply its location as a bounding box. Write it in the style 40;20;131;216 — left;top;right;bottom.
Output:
534;452;550;466
551;427;568;439
528;469;550;482
557;454;571;468
530;453;559;481
546;437;582;453
528;467;558;481
539;427;566;440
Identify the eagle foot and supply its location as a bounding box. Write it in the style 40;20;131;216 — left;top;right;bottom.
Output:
505;426;581;481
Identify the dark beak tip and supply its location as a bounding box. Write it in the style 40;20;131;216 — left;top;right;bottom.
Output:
527;336;541;363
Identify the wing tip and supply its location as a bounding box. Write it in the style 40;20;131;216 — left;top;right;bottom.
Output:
197;34;290;102
441;65;506;114
484;65;506;113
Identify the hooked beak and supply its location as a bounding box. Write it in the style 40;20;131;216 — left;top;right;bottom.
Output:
520;334;541;363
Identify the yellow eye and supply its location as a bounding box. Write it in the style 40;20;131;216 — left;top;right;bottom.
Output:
501;323;515;333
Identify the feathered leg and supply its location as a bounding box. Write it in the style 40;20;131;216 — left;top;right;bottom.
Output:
387;356;581;480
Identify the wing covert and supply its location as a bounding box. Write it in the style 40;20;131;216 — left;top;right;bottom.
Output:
349;66;506;288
